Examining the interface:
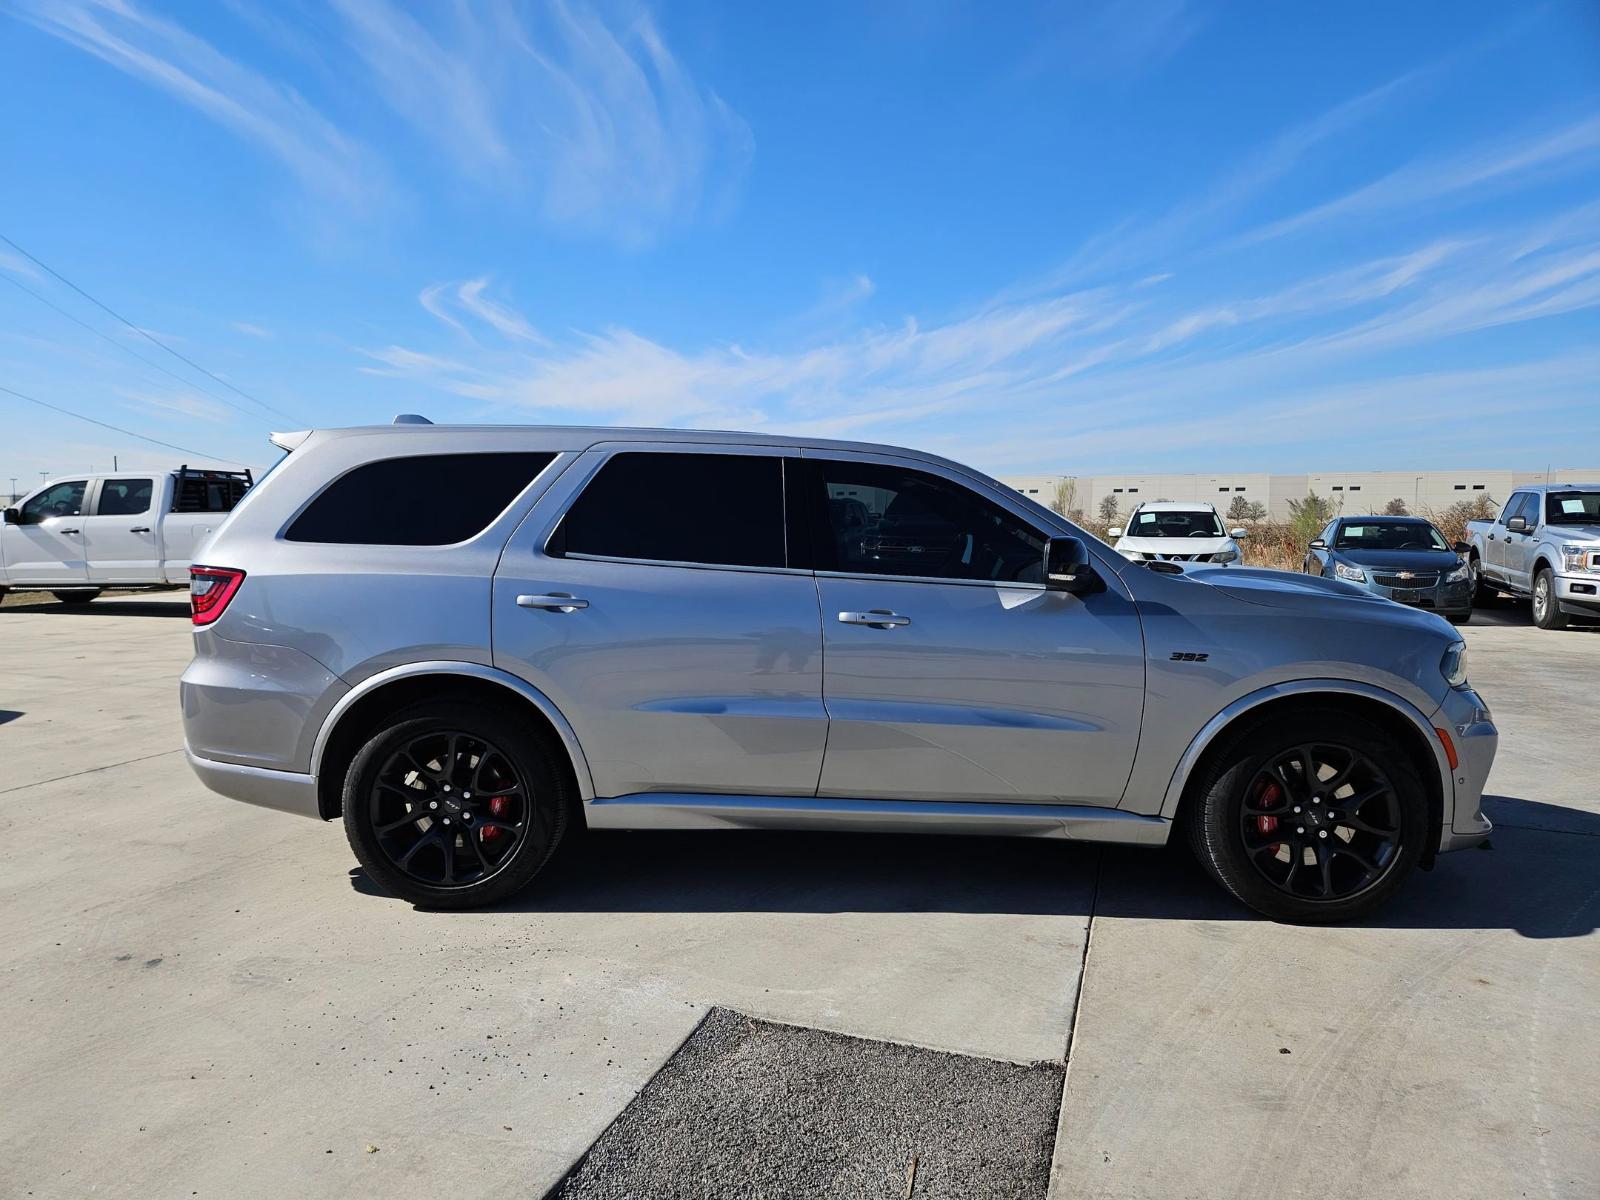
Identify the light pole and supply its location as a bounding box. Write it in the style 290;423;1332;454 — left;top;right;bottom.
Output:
1413;475;1423;513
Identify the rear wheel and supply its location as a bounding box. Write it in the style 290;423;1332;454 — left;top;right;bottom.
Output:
343;700;570;908
1532;567;1568;630
1186;710;1427;922
52;589;101;604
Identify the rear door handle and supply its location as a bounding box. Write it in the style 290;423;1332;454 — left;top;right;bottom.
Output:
60;528;80;535
517;593;589;612
839;609;910;628
129;526;151;533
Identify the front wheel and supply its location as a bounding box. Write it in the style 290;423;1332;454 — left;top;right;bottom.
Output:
1532;567;1568;630
1186;710;1428;922
343;700;571;908
52;589;102;604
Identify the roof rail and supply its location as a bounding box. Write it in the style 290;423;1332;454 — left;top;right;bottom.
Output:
392;413;433;425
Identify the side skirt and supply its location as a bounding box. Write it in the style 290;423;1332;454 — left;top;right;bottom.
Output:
584;793;1170;846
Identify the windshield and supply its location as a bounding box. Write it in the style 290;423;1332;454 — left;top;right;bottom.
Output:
1335;521;1447;551
1126;509;1225;539
1545;490;1600;525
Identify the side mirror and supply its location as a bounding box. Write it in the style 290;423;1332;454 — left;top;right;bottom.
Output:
1045;537;1103;594
1106;526;1123;539
1229;528;1248;539
1309;538;1327;550
2;507;19;525
1452;541;1471;556
1506;516;1528;534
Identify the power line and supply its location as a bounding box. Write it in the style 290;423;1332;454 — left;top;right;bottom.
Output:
0;383;250;468
0;231;303;426
0;271;281;427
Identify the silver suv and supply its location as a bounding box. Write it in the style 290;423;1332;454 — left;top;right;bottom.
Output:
181;422;1497;921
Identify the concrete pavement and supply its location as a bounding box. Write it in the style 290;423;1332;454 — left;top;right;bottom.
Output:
1;592;1595;1198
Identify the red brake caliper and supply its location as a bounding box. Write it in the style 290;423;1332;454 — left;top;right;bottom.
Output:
480;795;512;842
1255;779;1282;849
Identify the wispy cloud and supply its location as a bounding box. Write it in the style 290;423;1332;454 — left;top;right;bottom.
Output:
13;0;379;212
116;387;232;424
15;0;750;243
1237;114;1600;247
363;182;1600;471
1019;0;1204;80
329;0;752;243
230;321;274;339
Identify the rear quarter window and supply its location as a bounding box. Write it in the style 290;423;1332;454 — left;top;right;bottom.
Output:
286;452;554;545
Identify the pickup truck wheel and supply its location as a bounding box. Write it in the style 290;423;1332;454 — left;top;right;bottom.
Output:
1469;556;1498;607
343;701;570;909
1186;710;1427;923
1532;568;1568;630
51;589;101;604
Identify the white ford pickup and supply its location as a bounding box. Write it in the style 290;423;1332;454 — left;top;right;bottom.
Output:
1;467;251;603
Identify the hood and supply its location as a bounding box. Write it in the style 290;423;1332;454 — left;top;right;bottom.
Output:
1336;547;1462;572
1544;523;1600;543
1115;534;1236;558
1188;566;1455;635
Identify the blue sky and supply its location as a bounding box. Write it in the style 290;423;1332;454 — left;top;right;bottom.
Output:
1;0;1598;487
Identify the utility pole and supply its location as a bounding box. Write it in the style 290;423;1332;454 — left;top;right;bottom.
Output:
7;477;15;503
113;455;118;471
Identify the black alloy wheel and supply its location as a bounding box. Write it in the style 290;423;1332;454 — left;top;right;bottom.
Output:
1237;743;1402;902
368;730;529;888
343;701;569;908
1187;709;1427;922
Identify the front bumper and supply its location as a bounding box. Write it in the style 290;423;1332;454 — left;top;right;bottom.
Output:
1554;573;1600;618
1361;576;1473;615
185;749;321;819
1430;687;1497;853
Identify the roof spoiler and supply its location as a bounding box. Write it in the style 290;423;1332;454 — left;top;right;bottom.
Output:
270;430;312;452
393;413;433;425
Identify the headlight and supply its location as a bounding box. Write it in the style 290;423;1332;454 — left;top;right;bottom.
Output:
1562;544;1587;572
1211;548;1239;564
1441;641;1468;689
1334;562;1366;583
1118;549;1141;561
1445;560;1471;583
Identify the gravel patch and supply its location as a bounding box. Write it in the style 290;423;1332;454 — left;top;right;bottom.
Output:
548;1007;1063;1199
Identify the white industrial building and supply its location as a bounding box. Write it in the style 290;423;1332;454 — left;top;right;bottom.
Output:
1000;469;1600;522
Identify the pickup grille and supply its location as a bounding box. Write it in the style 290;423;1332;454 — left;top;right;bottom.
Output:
1373;570;1440;588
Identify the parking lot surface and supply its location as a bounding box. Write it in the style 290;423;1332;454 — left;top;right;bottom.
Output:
1;592;1596;1198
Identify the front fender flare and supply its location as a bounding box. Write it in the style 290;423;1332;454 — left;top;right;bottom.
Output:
1156;678;1453;828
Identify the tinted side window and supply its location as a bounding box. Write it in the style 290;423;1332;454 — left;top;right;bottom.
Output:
97;479;154;516
1499;493;1528;524
22;480;87;521
1511;493;1540;525
557;452;785;568
808;459;1045;583
286;453;553;545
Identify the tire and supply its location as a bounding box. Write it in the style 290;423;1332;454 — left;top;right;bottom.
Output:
343;700;571;908
52;589;101;604
1185;709;1428;923
1468;556;1497;607
1531;567;1568;630
1446;612;1472;626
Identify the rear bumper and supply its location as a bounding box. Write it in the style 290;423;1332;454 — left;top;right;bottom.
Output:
185;749;321;820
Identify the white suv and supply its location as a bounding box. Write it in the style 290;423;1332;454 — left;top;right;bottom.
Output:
1110;501;1246;566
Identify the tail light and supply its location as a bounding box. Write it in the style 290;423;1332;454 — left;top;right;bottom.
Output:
190;566;246;626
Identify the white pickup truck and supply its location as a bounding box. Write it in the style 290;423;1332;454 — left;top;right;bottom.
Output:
1;466;252;603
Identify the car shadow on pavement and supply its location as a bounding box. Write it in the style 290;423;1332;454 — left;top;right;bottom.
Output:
0;710;20;727
0;598;189;617
348;796;1599;938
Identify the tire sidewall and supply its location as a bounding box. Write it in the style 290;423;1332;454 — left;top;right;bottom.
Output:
1188;711;1429;923
343;702;569;908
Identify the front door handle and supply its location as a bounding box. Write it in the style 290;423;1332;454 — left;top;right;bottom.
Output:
517;593;589;612
59;528;80;535
839;609;910;629
129;526;151;533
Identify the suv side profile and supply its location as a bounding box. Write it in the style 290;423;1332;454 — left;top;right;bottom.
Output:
182;423;1497;922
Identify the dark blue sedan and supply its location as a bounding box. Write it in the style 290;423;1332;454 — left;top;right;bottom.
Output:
1303;516;1474;624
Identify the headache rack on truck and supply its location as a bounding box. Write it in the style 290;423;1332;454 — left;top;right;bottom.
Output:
172;465;254;514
